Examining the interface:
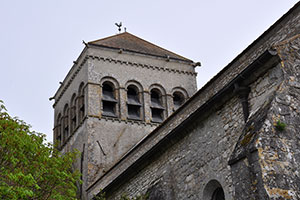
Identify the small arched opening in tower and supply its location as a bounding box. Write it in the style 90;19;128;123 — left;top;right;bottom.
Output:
173;91;185;110
127;85;141;120
102;82;117;117
150;89;164;123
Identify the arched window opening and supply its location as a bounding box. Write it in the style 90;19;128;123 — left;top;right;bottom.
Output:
212;187;225;200
70;94;77;133
203;180;225;200
78;83;85;123
173;92;185;110
127;85;141;120
150;89;164;123
102;82;117;117
55;113;62;148
63;104;69;143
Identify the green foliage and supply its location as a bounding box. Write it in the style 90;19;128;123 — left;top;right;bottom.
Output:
93;190;106;200
275;120;286;131
0;101;81;200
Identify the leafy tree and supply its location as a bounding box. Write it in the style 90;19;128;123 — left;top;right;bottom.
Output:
0;100;81;200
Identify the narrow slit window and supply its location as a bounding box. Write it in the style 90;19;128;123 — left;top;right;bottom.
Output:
78;83;85;123
70;94;77;133
63;105;69;143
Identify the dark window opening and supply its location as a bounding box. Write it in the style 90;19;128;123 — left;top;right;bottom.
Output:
127;87;140;104
128;105;141;120
63;106;69;143
127;86;141;120
151;108;164;123
150;89;164;122
212;187;225;200
173;92;184;110
71;106;76;132
102;82;117;117
78;83;85;123
79;96;85;121
151;90;162;107
102;84;115;101
70;94;77;133
102;101;116;117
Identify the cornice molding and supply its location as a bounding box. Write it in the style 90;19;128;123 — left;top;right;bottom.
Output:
87;55;197;76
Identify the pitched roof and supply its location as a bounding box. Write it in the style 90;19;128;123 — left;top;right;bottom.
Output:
88;32;192;62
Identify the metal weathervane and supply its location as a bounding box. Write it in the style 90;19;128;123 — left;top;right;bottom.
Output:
115;22;122;33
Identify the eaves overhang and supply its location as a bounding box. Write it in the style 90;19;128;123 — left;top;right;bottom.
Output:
87;43;194;64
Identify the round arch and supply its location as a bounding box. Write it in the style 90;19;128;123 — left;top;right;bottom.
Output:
125;80;143;92
100;76;120;89
171;86;189;99
203;179;225;200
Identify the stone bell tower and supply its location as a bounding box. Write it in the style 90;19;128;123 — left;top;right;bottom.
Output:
52;31;198;199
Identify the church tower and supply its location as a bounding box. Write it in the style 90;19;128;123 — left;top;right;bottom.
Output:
52;32;198;199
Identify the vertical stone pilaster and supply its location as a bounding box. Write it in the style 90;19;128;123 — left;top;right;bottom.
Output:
119;88;127;120
87;83;101;117
144;91;151;123
166;94;173;117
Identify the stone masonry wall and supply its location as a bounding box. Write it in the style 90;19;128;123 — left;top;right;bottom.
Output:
106;58;285;199
86;117;157;186
254;35;300;199
88;5;300;199
84;46;197;194
229;62;284;199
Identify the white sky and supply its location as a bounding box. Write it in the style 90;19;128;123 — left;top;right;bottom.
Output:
0;1;298;142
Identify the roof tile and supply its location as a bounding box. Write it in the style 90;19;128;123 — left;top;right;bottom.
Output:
88;32;192;62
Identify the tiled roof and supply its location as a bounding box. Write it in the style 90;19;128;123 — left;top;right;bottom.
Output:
88;32;192;62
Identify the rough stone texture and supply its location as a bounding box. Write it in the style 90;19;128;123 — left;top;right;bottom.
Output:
88;4;300;200
255;35;300;199
52;3;300;200
105;38;300;199
107;95;243;199
105;64;281;200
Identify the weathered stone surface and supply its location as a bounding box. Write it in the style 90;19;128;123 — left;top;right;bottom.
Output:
53;3;300;200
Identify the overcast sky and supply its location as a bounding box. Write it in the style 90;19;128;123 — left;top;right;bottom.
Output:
0;1;298;142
